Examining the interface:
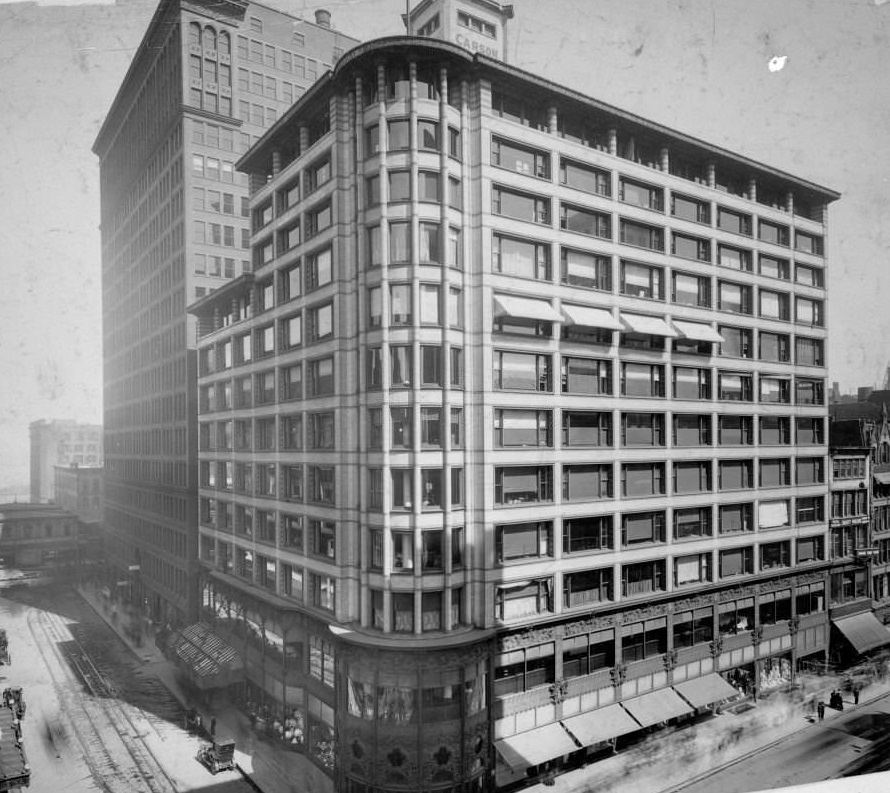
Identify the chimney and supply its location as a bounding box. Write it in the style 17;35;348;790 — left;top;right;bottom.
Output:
315;8;332;28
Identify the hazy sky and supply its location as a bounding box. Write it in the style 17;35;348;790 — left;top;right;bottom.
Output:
0;0;888;486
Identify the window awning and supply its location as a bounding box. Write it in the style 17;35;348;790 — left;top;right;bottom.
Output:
620;687;693;728
832;612;890;655
561;704;640;747
493;294;562;323
169;623;244;690
673;673;739;709
562;304;621;330
494;722;579;770
620;313;678;337
874;471;890;485
672;320;724;343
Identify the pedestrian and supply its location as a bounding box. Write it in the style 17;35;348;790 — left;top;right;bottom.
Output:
854;686;860;705
817;701;825;721
210;716;217;737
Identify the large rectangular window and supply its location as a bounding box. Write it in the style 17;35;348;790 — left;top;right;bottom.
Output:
759;220;790;247
760;416;791;445
621;413;665;446
621;260;663;299
796;378;825;405
495;466;553;505
619;219;664;251
560;204;611;238
718;415;753;445
673;461;712;493
672;271;710;307
561;248;611;290
671;194;710;224
563;516;613;554
621;362;665;397
621;462;665;497
718;281;752;314
496;522;553;562
564;569;613;608
673;367;711;400
560;159;610;196
494;409;552;447
719;547;753;578
795;337;824;367
673;414;711;446
796;297;824;327
491;137;550;178
672;232;710;262
492;234;551;280
718;371;753;401
760;331;790;362
494;351;551;391
563;411;612;447
674;507;712;540
619;178;664;211
674;553;712;587
563;464;613;500
491;185;550;224
719;326;753;359
717;207;752;236
719;459;753;490
621;511;666;546
719;503;753;534
621;561;666;598
561;357;611;395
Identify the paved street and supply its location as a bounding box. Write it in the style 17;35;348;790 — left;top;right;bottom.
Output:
0;574;256;793
530;674;890;793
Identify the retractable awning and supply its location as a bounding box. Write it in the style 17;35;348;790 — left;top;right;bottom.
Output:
493;294;562;323
832;612;890;655
672;320;724;343
561;704;641;747
874;471;890;485
561;304;621;330
673;673;739;709
494;722;579;770
620;687;693;728
620;313;678;337
169;623;244;690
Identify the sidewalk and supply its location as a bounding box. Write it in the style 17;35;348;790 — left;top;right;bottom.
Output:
76;582;333;793
532;672;890;793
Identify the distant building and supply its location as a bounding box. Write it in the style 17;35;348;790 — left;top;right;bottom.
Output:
54;464;104;570
93;0;358;627
0;503;81;571
29;419;102;503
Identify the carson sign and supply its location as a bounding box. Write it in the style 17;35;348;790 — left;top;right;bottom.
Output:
454;32;499;59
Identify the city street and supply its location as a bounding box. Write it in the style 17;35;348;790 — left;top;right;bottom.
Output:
0;573;256;793
533;675;890;793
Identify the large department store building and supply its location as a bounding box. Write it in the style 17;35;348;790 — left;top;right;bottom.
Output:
188;5;839;791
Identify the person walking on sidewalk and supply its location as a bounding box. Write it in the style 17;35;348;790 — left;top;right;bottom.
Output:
854;686;860;705
817;701;825;721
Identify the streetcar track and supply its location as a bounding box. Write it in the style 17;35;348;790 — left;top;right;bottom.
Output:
26;606;179;793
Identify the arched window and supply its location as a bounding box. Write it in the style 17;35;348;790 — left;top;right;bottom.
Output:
203;26;217;51
882;443;890;465
189;22;201;47
219;31;230;56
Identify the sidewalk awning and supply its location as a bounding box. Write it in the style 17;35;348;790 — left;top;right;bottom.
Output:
562;304;621;330
673;673;739;709
494;722;578;770
620;313;678;337
620;688;693;728
562;704;640;747
874;471;890;486
672;320;724;343
832;612;890;655
493;294;561;323
169;623;244;690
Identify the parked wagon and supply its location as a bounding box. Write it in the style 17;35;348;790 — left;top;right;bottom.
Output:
196;737;235;774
